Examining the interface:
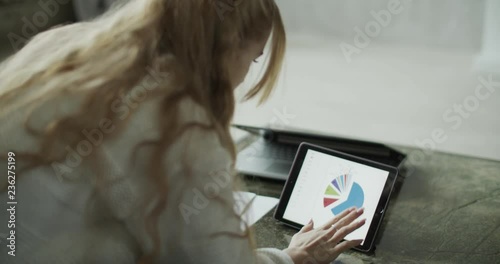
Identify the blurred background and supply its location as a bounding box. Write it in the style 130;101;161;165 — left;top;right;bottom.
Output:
237;0;500;162
1;0;499;161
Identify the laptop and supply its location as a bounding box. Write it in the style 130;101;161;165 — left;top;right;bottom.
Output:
234;125;406;180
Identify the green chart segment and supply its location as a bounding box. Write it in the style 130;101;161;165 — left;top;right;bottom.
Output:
323;173;364;214
323;173;353;207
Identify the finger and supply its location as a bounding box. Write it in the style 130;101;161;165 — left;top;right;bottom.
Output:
300;219;314;233
333;207;364;230
325;207;364;237
320;207;356;230
325;222;340;237
323;208;363;245
332;239;363;254
329;218;366;244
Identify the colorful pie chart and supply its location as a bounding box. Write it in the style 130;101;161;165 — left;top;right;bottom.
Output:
323;173;364;215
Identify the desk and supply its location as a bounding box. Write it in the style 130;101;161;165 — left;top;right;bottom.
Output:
240;142;500;264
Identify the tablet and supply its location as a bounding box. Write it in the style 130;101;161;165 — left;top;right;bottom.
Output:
274;142;399;252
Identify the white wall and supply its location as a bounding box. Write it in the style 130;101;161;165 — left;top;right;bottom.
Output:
275;0;485;50
234;0;500;161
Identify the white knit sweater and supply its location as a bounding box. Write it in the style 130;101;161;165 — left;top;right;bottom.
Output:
0;24;293;264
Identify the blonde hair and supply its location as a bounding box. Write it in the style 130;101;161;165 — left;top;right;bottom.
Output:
0;0;286;262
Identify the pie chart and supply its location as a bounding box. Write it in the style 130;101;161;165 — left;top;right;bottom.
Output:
323;173;364;215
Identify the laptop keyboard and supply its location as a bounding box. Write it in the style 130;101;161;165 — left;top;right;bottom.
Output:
246;143;298;161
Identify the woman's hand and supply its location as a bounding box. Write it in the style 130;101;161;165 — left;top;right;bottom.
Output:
283;207;366;264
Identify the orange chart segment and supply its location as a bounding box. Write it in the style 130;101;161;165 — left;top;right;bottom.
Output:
323;198;338;207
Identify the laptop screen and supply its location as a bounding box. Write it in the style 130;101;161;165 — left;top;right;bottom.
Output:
282;149;389;245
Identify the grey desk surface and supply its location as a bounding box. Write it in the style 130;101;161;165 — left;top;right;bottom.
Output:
240;144;500;264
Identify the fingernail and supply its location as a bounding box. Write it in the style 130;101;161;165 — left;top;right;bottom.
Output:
359;218;366;224
350;207;356;212
308;219;314;225
357;207;364;213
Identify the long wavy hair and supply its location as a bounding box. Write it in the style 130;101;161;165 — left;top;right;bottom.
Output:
0;0;286;262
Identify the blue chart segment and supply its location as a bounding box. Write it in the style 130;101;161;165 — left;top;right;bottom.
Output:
331;182;364;214
323;173;364;215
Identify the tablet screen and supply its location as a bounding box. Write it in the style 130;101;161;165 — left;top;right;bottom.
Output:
282;149;390;245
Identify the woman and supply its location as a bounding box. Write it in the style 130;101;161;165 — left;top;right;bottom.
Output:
0;0;365;263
